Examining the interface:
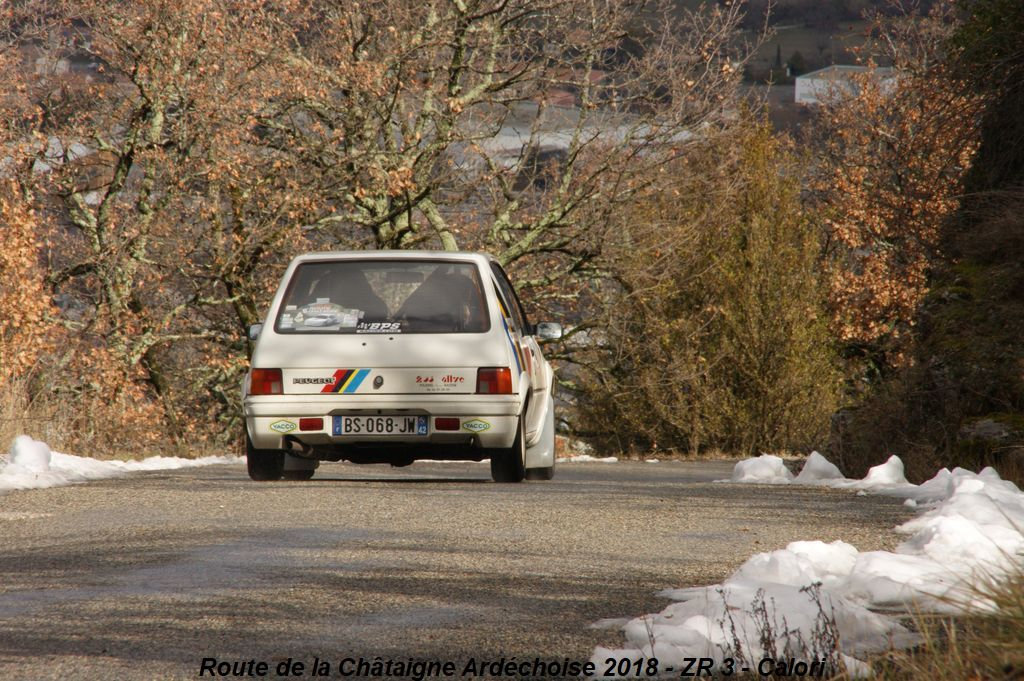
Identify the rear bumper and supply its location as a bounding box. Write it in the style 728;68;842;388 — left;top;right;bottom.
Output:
244;394;521;451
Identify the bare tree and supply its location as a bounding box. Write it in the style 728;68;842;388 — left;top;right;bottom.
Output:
263;0;750;297
1;1;330;445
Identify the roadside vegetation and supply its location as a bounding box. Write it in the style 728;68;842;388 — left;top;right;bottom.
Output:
705;566;1024;680
875;570;1024;680
572;122;841;456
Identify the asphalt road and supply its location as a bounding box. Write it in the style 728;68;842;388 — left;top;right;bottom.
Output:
0;459;910;680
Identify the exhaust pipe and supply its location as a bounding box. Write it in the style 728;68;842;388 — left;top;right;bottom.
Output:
282;436;313;457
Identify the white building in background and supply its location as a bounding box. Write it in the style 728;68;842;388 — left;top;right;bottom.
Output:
795;65;897;105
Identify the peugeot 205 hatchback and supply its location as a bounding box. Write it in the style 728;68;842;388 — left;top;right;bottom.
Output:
242;251;562;483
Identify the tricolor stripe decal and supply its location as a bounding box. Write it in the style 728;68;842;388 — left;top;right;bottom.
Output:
321;369;371;393
344;369;370;392
501;316;523;374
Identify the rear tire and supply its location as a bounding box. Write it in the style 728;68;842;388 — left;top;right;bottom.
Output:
246;432;284;481
490;416;526;483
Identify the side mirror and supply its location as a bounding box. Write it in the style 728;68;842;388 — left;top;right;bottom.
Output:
248;323;263;341
536;322;563;341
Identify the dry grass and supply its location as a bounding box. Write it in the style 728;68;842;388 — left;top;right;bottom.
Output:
872;570;1024;680
0;374;70;456
715;566;1024;680
0;370;197;461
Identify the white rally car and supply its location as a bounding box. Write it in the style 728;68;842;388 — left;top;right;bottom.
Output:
242;251;562;483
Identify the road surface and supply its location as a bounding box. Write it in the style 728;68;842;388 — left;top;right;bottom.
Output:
0;460;909;680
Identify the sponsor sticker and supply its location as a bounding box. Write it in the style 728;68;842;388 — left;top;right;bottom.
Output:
304;302;339;316
321;369;371;393
356;321;402;334
270;420;297;433
461;419;491;433
295;303;360;329
415;373;469;392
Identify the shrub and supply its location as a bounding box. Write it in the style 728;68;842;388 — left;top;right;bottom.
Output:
573;122;842;456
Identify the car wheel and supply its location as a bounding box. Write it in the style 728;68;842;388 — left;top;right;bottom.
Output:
282;469;315;481
246;432;284;481
490;416;526;483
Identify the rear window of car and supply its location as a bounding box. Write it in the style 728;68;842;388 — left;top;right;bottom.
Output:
274;260;491;334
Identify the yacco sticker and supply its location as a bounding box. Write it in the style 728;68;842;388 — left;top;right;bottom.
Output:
321;369;371;394
462;419;491;433
270;420;297;433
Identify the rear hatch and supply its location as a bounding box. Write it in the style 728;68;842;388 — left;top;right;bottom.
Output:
256;257;508;396
255;332;507;396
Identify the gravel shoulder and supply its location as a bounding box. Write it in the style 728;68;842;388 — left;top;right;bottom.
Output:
0;460;909;680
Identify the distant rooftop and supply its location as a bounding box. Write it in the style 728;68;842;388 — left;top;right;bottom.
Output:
798;64;895;81
795;65;898;105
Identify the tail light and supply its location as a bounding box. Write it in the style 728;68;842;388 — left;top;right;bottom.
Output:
476;367;513;394
299;418;323;431
435;417;460;431
250;368;283;395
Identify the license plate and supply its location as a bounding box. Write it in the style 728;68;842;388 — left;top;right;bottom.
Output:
332;415;428;436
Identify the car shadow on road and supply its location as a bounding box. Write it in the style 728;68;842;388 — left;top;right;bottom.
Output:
305;475;490;484
0;534;657;677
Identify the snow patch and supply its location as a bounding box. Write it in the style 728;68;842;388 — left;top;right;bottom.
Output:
558;454;619;463
597;451;1024;676
793;451;843;483
10;435;52;472
860;455;910;486
1;436;239;494
730;453;794;484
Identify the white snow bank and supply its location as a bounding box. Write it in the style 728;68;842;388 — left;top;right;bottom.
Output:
597;451;1024;677
730;453;794;484
558;454;619;463
793;451;844;483
0;435;239;494
860;455;910;486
